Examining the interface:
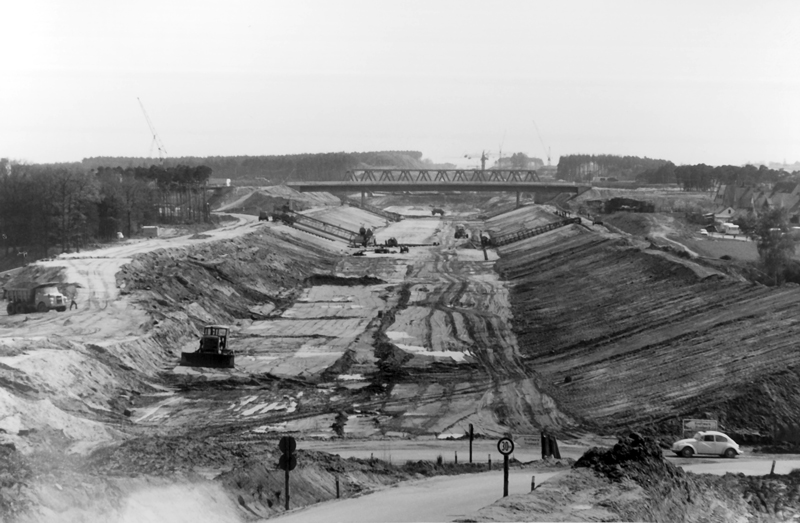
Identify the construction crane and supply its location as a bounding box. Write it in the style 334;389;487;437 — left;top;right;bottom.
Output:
463;151;490;170
531;119;551;166
137;97;168;164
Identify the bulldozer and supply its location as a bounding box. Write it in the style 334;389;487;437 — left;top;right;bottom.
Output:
180;325;235;368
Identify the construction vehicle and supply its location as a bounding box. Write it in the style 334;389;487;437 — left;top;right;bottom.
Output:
454;224;469;239
4;282;67;315
385;237;399;247
350;226;374;248
431;208;445;216
180;325;235;368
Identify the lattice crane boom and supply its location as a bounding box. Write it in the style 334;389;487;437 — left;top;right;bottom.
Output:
137;97;168;163
531;119;551;166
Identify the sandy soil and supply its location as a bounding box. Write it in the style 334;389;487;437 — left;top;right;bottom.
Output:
5;189;800;522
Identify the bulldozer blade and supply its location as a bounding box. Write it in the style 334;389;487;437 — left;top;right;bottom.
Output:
179;352;235;369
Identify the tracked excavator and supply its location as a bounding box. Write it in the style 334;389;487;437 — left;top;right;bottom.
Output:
180;325;235;368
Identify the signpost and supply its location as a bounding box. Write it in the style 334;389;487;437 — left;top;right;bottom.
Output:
497;437;514;497
682;419;718;438
469;423;474;464
278;436;297;510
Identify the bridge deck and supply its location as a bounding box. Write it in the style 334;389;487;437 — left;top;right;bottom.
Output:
287;181;585;193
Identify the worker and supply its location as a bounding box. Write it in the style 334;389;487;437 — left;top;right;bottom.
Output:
69;296;78;310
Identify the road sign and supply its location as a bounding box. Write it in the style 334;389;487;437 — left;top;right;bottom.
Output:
497;437;514;498
277;435;298;510
682;419;718;432
497;437;514;456
279;435;297;454
279;454;297;471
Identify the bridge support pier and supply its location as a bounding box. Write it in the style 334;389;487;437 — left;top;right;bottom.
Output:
515;191;521;208
361;190;365;206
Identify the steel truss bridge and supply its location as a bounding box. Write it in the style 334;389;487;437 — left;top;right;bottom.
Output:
287;170;588;206
346;169;541;183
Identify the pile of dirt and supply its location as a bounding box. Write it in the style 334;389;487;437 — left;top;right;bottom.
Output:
737;470;800;518
303;275;385;286
574;432;666;481
117;226;339;325
601;212;652;236
573;188;716;213
573;433;800;522
0;445;34;520
212;186;340;215
470;434;750;522
81;435;253;477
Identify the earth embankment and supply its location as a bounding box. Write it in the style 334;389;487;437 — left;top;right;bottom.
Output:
468;433;753;522
9;194;800;522
496;220;800;438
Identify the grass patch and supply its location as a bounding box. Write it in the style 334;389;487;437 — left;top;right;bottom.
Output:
682;238;759;262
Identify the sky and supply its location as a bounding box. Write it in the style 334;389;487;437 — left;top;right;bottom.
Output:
2;0;799;167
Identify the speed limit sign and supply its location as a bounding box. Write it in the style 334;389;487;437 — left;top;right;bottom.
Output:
497;437;514;456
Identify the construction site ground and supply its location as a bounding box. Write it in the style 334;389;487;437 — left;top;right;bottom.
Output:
4;185;800;521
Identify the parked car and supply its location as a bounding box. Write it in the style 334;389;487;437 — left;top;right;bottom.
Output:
672;431;742;458
700;229;709;235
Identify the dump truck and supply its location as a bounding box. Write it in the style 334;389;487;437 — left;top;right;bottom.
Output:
4;282;68;315
180;325;235;368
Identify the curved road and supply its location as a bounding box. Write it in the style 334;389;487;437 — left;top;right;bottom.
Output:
265;453;800;523
266;469;562;523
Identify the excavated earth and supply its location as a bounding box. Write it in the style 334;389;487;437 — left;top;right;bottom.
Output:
4;187;800;521
467;433;754;522
495;219;800;441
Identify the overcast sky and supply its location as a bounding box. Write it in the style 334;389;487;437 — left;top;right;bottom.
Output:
3;0;799;167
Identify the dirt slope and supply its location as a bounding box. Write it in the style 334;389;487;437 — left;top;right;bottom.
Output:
495;222;800;439
8;193;800;522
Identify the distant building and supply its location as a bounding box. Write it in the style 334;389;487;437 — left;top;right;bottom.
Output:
207;178;231;187
716;182;800;222
721;222;741;235
714;206;736;223
714;184;755;209
141;226;159;238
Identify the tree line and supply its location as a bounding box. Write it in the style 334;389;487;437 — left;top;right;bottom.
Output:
637;163;797;190
0;163;211;258
78;151;430;183
556;154;668;181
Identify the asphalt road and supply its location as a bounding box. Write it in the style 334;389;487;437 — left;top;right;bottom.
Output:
669;453;800;476
265;450;800;523
266;469;563;523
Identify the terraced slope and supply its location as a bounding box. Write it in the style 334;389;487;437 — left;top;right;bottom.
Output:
497;229;800;437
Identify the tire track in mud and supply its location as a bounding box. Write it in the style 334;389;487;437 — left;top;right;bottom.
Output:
389;237;576;434
423;252;525;378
